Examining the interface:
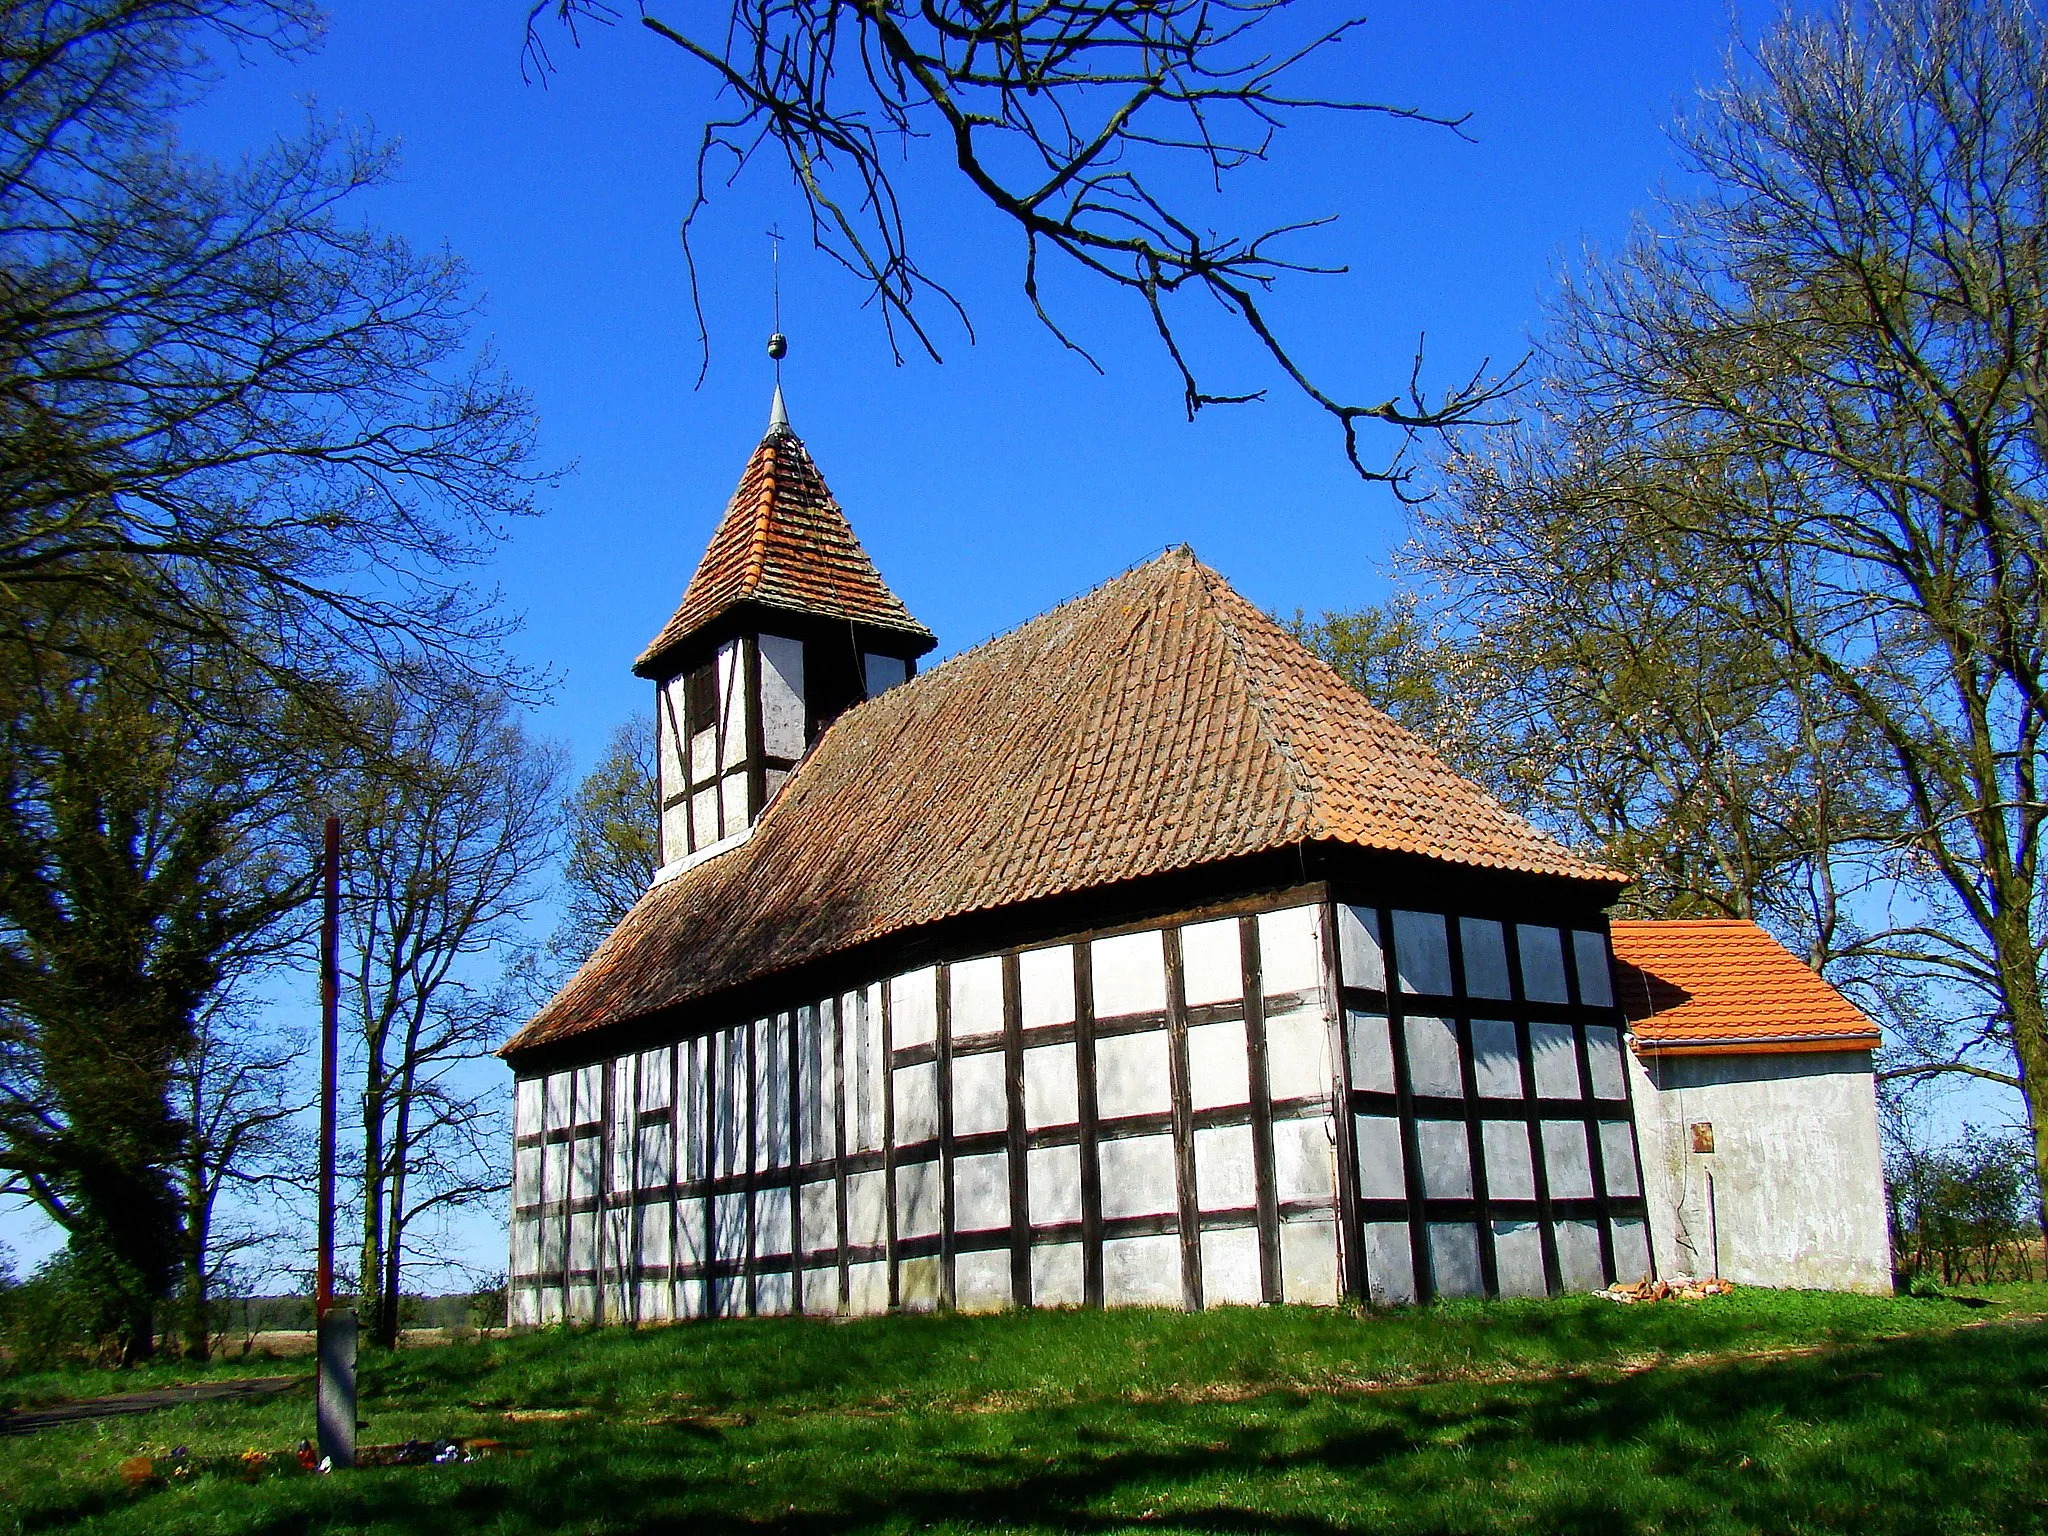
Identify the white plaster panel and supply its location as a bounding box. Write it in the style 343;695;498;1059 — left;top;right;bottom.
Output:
1555;1219;1605;1291
950;956;1005;1038
954;1249;1013;1313
1104;1234;1183;1307
511;1288;539;1328
759;634;806;759
1019;945;1076;1026
1530;1022;1582;1099
848;1261;890;1315
803;1269;839;1317
899;1256;942;1312
674;1203;705;1270
639;1281;674;1323
847;1171;889;1251
1393;910;1453;995
1195;1124;1257;1211
569;1210;597;1271
573;1063;603;1124
894;1062;939;1145
954;1151;1012;1232
1612;1217;1653;1284
516;1077;543;1139
1542;1122;1594;1200
661;799;690;866
1482;1120;1536;1201
862;652;909;697
1024;1042;1080;1128
690;785;718;847
1573;930;1614;1007
1274;1115;1337;1204
1493;1220;1546;1298
1472;1019;1523;1098
514;1146;541;1208
1518;925;1571;1003
1346;1012;1395;1094
800;1179;838;1256
1627;1047;1891;1292
637;1203;672;1270
1460;918;1513;1000
603;1205;632;1285
1364;1222;1416;1305
637;1123;672;1190
1259;906;1323;996
756;1185;793;1258
1585;1026;1627;1100
799;1005;832;1164
690;725;715;786
1095;1030;1172;1119
1279;1218;1339;1304
1027;1144;1083;1226
571;1135;601;1202
1354;1116;1405;1200
567;1285;596;1323
891;967;939;1048
1416;1119;1473;1200
537;1287;564;1325
512;1218;539;1277
755;1271;793;1317
1201;1227;1263;1305
846;988;884;1152
721;770;752;838
1338;905;1385;990
717;640;747;771
1187;1021;1250;1109
1265;1007;1332;1102
639;1049;673;1111
1032;1243;1085;1306
542;1141;568;1207
713;1193;749;1264
1092;929;1167;1018
1429;1223;1484;1298
952;1049;1010;1137
712;1276;746;1318
758;1016;791;1170
539;1212;565;1271
1180;917;1243;1006
675;1276;704;1320
896;1158;942;1240
609;1063;635;1189
718;1029;750;1176
1404;1015;1463;1098
1098;1134;1178;1220
1599;1121;1641;1197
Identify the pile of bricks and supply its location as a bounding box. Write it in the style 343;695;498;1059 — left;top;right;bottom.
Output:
1600;1276;1736;1303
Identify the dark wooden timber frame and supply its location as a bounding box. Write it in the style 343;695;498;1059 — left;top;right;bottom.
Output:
508;874;1652;1320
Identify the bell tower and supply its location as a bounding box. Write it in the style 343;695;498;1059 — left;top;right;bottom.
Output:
636;387;935;876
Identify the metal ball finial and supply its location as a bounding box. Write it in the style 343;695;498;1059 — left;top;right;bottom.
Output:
767;332;788;361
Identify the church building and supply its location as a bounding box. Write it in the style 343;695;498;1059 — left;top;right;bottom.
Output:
499;396;1662;1325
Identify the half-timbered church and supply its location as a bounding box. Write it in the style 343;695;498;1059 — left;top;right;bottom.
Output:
501;393;1666;1326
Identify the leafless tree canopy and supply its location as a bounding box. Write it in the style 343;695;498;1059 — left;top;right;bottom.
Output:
526;0;1515;486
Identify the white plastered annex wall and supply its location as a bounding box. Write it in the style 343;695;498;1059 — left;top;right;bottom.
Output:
1626;1048;1891;1293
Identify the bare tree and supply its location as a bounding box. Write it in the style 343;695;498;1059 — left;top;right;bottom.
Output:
1427;0;2048;1212
553;721;657;966
526;0;1515;487
336;680;564;1348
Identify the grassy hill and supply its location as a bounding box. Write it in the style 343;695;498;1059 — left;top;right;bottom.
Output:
5;1284;2046;1534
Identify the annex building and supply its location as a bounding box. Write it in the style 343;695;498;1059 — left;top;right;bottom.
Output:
500;399;1885;1325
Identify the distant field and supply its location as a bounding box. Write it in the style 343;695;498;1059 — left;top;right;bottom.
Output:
5;1285;2046;1534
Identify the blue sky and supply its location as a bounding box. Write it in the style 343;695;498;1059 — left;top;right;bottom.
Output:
6;2;1799;1277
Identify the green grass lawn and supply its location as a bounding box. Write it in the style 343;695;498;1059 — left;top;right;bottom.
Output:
5;1285;2047;1534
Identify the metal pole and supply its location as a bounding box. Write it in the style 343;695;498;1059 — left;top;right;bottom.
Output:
318;814;339;1320
314;816;355;1469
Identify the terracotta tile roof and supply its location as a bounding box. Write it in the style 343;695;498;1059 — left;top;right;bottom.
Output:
634;426;935;677
509;550;1622;1057
1609;919;1880;1056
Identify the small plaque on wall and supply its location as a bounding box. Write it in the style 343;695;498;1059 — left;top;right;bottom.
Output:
1690;1122;1716;1154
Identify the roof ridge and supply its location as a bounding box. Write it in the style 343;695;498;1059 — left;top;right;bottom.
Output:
744;435;778;592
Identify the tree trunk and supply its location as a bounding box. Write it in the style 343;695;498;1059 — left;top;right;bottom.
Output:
360;1083;386;1346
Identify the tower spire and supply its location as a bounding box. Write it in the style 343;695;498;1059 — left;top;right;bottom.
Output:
765;224;790;435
